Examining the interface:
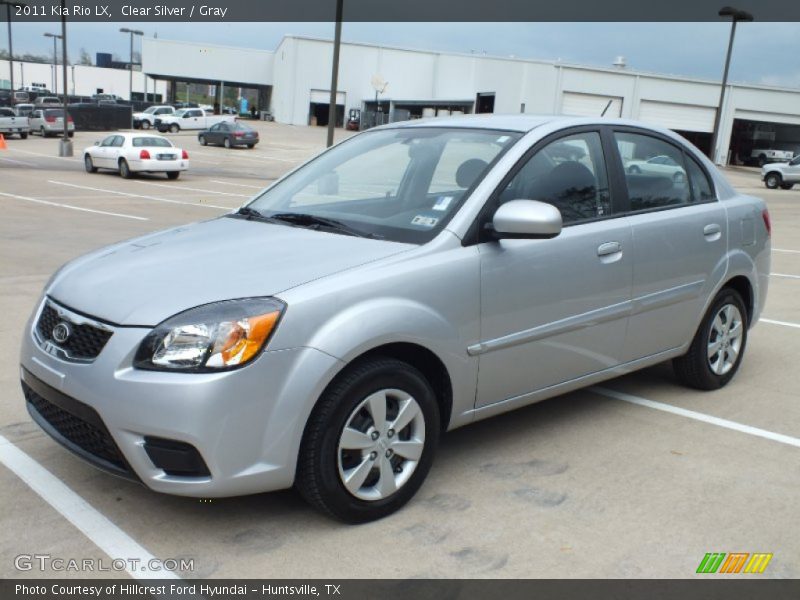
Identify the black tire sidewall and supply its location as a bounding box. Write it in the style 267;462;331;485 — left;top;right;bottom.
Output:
303;359;440;522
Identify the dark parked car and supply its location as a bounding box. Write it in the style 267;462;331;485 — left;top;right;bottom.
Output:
198;121;260;149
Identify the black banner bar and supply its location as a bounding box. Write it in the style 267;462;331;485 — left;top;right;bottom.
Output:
3;579;800;600
2;0;800;22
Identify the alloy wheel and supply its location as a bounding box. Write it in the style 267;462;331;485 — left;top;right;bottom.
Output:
707;304;744;376
337;388;425;501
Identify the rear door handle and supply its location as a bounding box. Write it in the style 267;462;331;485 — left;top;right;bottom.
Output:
597;241;621;257
704;223;722;241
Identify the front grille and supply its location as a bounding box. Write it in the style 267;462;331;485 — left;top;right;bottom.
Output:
23;380;130;475
36;302;112;361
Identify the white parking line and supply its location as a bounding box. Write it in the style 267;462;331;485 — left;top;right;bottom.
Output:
760;318;800;329
132;180;250;198
0;191;148;221
770;273;800;280
6;148;82;162
47;180;232;210
0;434;180;580
773;249;800;254
210;180;269;190
0;156;38;167
591;387;800;449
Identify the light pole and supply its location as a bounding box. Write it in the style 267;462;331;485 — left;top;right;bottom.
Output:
58;0;71;156
709;6;753;164
43;32;62;93
119;27;143;102
1;0;26;93
326;0;343;147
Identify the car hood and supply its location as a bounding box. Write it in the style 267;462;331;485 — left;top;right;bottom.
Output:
48;217;413;326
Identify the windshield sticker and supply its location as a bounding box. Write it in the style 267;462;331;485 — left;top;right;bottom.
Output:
497;135;511;143
432;196;453;211
411;215;439;228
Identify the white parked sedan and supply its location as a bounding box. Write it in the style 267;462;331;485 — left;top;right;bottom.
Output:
625;154;687;182
83;133;189;179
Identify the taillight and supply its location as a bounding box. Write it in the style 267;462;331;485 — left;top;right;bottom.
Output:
67;116;73;123
44;115;56;123
140;149;151;159
181;149;189;160
234;131;244;138
762;209;772;236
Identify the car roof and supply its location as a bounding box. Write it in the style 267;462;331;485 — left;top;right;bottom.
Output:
374;113;682;135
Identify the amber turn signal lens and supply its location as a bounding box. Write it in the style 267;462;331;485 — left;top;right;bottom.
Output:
210;311;281;367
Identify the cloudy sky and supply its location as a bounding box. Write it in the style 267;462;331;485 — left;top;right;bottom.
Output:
7;21;800;88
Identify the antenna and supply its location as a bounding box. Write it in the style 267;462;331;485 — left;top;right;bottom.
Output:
600;99;613;117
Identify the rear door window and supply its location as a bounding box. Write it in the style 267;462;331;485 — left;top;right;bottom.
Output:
614;132;690;211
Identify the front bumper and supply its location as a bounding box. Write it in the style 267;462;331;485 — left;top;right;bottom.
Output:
20;297;343;497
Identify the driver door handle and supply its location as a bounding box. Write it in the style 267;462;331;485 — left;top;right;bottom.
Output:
597;241;621;257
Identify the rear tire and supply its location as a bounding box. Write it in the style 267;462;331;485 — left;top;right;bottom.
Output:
40;126;47;137
673;288;748;391
169;124;179;134
764;172;781;189
84;155;97;173
780;183;794;190
224;137;232;149
246;143;255;149
67;131;74;138
166;171;180;180
757;155;767;167
20;132;28;139
296;357;440;523
628;165;641;174
119;159;133;179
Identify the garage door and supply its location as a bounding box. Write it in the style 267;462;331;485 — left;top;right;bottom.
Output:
561;92;622;118
734;109;800;127
309;89;345;105
638;101;716;133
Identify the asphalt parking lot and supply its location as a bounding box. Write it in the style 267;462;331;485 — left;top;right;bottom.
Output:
0;122;798;579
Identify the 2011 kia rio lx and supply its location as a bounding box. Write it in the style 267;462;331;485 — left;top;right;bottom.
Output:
20;115;770;522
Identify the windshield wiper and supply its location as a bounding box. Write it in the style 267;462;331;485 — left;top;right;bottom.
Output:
268;212;382;239
234;206;272;221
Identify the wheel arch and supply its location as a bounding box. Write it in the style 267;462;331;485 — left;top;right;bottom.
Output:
723;274;754;327
334;342;454;432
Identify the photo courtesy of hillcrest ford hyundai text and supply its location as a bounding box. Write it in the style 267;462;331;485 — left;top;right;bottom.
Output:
21;116;770;522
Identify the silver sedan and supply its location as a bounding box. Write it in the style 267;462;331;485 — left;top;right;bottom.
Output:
21;115;770;522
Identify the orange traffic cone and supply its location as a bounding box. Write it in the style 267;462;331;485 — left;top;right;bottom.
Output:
0;134;7;150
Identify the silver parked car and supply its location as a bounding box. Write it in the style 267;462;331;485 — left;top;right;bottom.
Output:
20;116;770;522
762;154;800;189
29;108;75;137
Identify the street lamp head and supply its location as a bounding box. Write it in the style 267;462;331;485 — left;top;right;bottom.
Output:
719;6;754;21
44;32;63;39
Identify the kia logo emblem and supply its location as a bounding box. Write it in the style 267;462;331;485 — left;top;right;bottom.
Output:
52;322;71;344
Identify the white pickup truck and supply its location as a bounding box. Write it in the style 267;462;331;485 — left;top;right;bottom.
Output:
133;105;176;130
155;108;236;133
0;107;29;139
750;148;794;167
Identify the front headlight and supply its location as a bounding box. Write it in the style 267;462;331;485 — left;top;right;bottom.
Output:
134;298;285;372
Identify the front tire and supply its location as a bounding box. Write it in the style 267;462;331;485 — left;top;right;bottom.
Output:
199;135;207;146
296;357;440;523
764;172;781;189
673;288;748;390
141;121;151;130
84;155;97;173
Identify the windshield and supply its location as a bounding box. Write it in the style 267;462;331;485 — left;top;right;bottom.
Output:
174;109;188;117
245;127;520;243
143;106;159;114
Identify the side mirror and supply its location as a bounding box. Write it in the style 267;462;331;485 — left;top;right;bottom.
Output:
317;172;339;196
183;114;191;119
491;200;562;239
94;141;100;146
